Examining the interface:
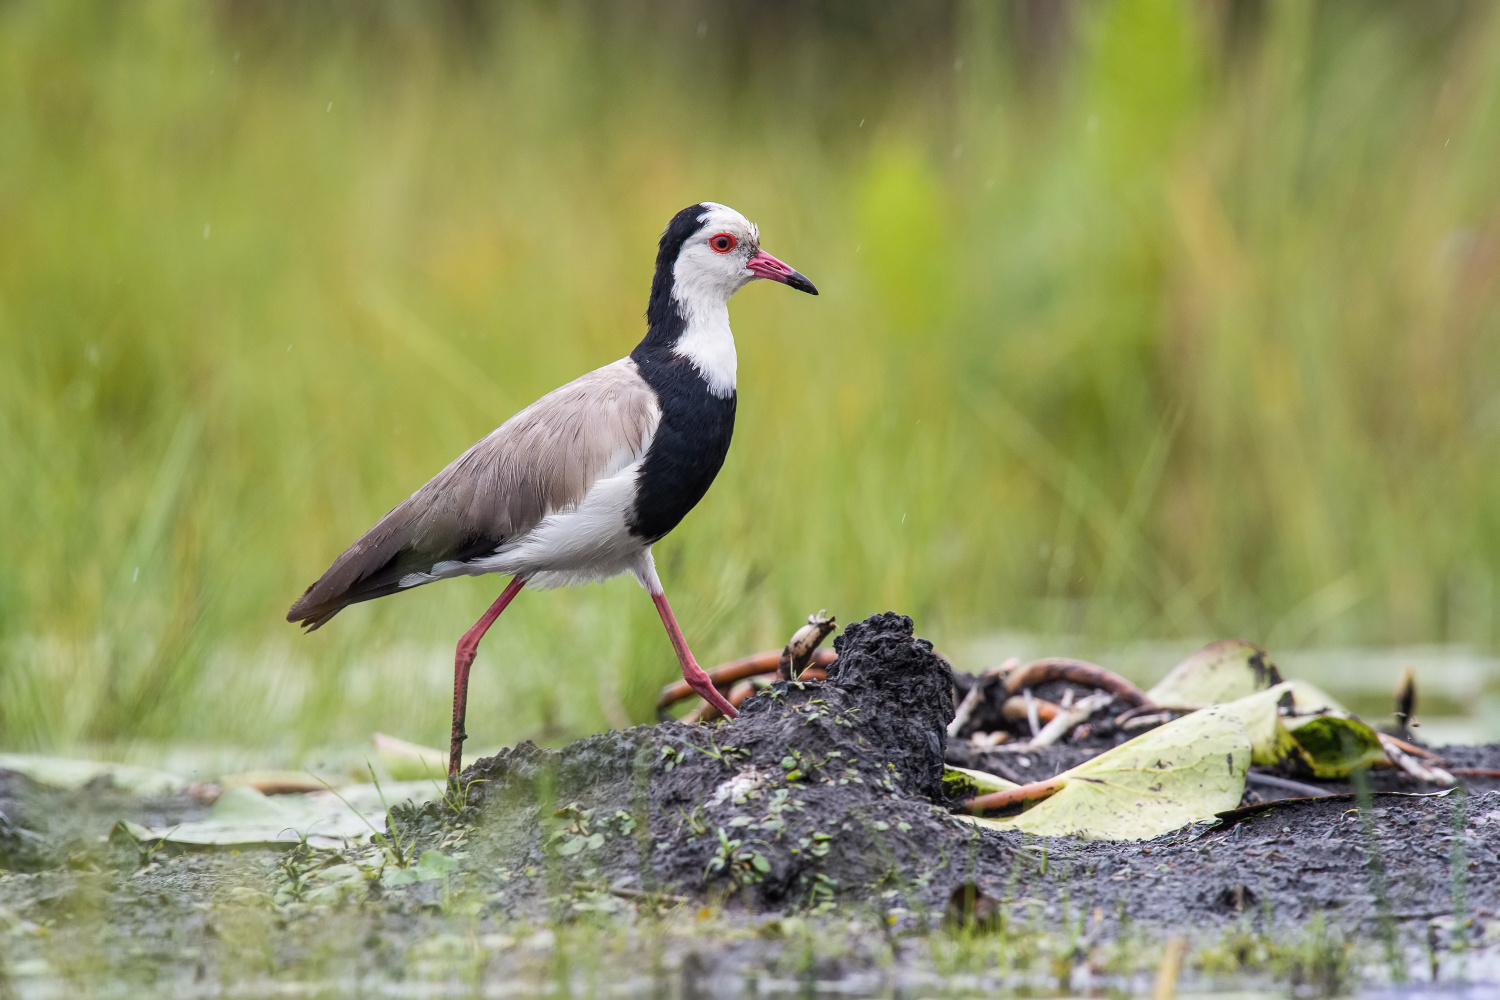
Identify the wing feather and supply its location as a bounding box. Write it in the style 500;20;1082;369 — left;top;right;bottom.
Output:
287;358;658;628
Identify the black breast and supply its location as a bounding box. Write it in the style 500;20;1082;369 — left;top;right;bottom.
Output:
627;345;736;543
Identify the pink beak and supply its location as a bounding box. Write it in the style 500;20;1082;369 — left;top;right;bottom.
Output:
747;250;818;295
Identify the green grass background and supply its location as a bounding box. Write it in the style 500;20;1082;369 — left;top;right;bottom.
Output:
2;1;1499;757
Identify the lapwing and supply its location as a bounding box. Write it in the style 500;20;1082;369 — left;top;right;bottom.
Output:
287;203;818;776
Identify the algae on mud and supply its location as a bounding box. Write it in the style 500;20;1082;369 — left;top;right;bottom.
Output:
458;611;964;911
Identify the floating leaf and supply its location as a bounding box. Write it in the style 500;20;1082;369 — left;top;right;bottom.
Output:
129;781;443;850
220;770;327;795
0;754;184;796
1146;640;1282;710
960;704;1250;840
374;733;446;781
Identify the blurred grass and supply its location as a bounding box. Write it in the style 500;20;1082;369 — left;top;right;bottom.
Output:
1;1;1499;755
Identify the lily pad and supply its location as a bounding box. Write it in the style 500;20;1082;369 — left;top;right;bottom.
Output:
1146;640;1282;710
131;781;444;850
0;754;185;796
373;733;447;781
961;704;1251;840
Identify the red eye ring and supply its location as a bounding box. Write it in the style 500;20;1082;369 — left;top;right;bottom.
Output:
709;232;737;254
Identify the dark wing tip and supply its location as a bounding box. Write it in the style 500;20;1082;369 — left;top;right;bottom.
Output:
287;583;340;631
298;608;341;632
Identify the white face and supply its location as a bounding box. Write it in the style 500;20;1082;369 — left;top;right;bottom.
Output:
670;203;762;305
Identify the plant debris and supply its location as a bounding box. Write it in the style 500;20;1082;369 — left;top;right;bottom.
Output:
947;636;1481;818
2;613;1500;995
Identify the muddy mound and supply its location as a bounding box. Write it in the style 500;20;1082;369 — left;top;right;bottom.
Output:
459;612;986;911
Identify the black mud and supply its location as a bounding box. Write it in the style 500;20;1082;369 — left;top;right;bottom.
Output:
454;611;973;913
2;611;1499;995
444;611;1500;933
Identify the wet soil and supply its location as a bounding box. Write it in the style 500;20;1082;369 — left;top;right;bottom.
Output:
452;611;965;914
441;612;1500;928
2;611;1499;995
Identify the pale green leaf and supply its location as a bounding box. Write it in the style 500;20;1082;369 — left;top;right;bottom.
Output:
1145;640;1281;710
0;754;184;796
373;733;447;781
963;704;1250;841
1213;684;1302;766
1285;680;1347;716
941;765;1019;799
1215;682;1360;771
132;781;442;849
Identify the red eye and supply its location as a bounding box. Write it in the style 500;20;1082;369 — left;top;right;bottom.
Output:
709;232;737;254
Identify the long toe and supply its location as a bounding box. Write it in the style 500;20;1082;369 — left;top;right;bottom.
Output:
691;675;739;719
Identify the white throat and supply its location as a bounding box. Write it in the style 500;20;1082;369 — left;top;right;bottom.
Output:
669;290;737;399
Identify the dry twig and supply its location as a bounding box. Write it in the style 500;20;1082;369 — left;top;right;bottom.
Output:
1379;732;1440;761
993;692;1114;751
1002;657;1156;708
1378;732;1455;787
1001;694;1060;726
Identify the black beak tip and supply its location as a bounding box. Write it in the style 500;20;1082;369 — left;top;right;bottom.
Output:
787;272;819;295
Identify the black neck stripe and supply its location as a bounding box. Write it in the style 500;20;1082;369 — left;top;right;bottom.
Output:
642;203;709;341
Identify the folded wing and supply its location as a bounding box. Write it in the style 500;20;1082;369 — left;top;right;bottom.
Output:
287;359;660;629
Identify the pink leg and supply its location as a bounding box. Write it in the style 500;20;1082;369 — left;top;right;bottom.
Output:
450;577;526;777
651;590;739;720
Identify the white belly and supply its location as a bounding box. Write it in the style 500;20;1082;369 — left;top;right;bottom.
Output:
406;459;650;591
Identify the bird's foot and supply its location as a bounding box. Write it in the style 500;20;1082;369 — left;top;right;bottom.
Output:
685;668;739;720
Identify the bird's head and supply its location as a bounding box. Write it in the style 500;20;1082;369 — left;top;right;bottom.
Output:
649;203;817;327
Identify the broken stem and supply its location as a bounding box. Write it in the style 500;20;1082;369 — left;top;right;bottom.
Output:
962;775;1066;815
1003;694;1060;726
948;682;988;738
1003;657;1156;708
1027;692;1114;748
1378;732;1455;787
1379;733;1441;762
775;611;837;681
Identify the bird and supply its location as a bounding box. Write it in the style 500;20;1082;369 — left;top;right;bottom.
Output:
287;203;818;777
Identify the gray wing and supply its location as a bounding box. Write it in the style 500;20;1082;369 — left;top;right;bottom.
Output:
288;358;659;629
